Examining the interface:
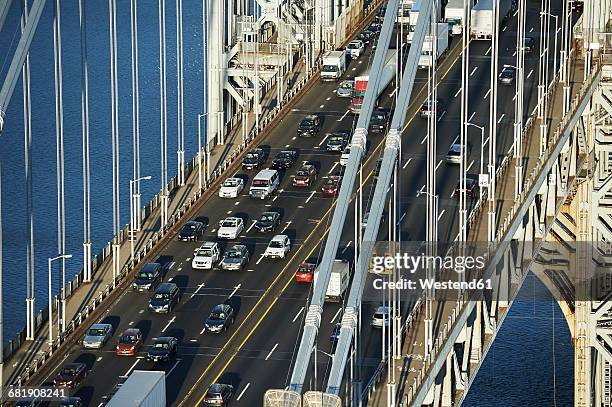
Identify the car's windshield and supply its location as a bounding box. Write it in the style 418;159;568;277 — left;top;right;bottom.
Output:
329;136;343;144
120;335;137;343
296;171;308;177
210;312;226;320
298;266;313;273
269;241;284;248
252;179;269;187
339;81;353;89
153;293;169;299
196;249;213;257
138;272;154;279
153;342;169;349
221;220;238;228
260;214;275;222
227;250;242;259
347;42;359;49
371;113;385;123
245;153;257;159
223;179;240;187
449;144;461;153
60;367;78;375
88;328;106;336
322;65;338;72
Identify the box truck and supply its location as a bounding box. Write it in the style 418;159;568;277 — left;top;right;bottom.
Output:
471;0;513;40
107;370;165;407
396;0;414;24
314;259;351;302
418;23;449;69
350;50;397;113
321;50;347;81
444;0;467;35
407;0;442;43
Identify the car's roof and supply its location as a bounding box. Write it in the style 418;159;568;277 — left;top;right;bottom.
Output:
212;304;232;312
122;328;141;335
155;282;178;293
230;244;247;250
304;114;318;120
222;217;241;223
90;323;111;330
271;234;289;242
142;262;161;271
224;177;242;182
261;211;279;216
64;362;85;369
154;336;176;343
200;241;217;249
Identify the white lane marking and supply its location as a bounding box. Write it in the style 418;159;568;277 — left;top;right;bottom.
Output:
120;357;142;378
358;60;363;64
421;134;428;145
165;359;182;377
513;93;517;101
245;220;257;234
326;96;331;101
341;241;352;254
161;316;176;333
191;283;205;298
139;309;145;314
529;27;534;32
96;356;103;362
281;221;292;233
167;261;176;270
293;307;305;322
237;383;251;401
211;228;216;233
297;205;305;209
330;308;342;323
435;160;443;171
229;284;241;299
498;113;505;123
272;195;279;202
265;204;272;207
450;190;455;198
470;66;477;76
453;88;462;98
319;104;325;108
318;135;329;146
485;45;491;55
438;209;446;221
512;51;517;57
328;162;339;174
437;111;446;121
398;212;407;224
468;112;476;122
190;339;197;342
418;185;425;195
129;321;135;326
390;88;398;97
337;109;350;122
452;135;459;144
527;69;534;79
285;144;290;148
484;89;491;99
200;326;207;335
352;67;357;71
256;254;265;265
234;201;240;205
467;160;475;172
265;344;279;361
402;158;412;169
502;26;507;31
292;136;297;141
305;191;316;203
226;210;232;214
168;277;174;281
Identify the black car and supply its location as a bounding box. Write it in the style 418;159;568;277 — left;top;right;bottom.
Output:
369;110;388;134
148;282;180;313
374;158;383;178
147;336;178;362
330;323;341;343
133;263;163;291
254;211;281;232
60;397;83;407
204;383;234;406
523;36;536;53
271;150;298;170
359;30;374;45
326;131;350;152
571;0;583;12
178;220;205;241
297;114;322;137
203;304;235;333
499;65;516;85
242;148;266;170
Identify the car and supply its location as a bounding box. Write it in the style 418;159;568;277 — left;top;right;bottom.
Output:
295;262;316;282
178;220;205;241
340;147;351;166
192;241;221;269
146;336;178;363
82;323;113;349
271;150;298;170
330;323;341;343
53;362;87;388
374;158;383;178
15;399;39;407
217;216;244;239
242;148;266;170
264;234;291;258
204;383;234;406
297;114;322;137
454;177;479;198
325;131;350;152
59;397;83;407
523;36;536;52
219;177;244;198
321;176;342;197
148;282;180;313
446;142;471;164
292;164;318;187
115;328;143;356
336;79;354;98
346;39;365;58
369;20;383;31
419;99;442;118
371;305;390;328
132;262;163;291
362;210;387;230
254;211;281;232
358;30;374;45
571;0;583;12
220;244;250;270
499;65;516;85
369;110;388;134
203;304;235;333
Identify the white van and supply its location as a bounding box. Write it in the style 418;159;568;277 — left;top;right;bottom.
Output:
313;259;351;302
249;169;280;199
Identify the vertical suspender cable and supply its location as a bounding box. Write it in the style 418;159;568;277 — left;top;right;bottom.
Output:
0;162;4;396
459;0;469;244
537;0;546;155
109;0;121;287
21;0;35;340
131;0;142;231
159;0;169;228
561;0;571;113
79;0;92;283
488;0;499;243
514;0;526;197
176;0;185;186
52;0;67;333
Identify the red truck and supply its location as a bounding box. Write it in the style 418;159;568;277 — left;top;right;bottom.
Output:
350;50;398;113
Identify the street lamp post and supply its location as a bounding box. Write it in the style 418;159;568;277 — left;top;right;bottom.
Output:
130;175;152;268
541;12;559;81
48;254;72;346
416;191;439;242
198;112;210;188
312;345;333;391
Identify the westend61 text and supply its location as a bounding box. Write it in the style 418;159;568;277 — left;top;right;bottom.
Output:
373;278;493;291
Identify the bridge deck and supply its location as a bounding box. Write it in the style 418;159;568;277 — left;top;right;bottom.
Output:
367;55;586;405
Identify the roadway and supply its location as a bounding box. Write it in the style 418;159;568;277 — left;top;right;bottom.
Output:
31;1;561;405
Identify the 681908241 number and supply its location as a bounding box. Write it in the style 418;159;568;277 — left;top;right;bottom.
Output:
5;386;69;401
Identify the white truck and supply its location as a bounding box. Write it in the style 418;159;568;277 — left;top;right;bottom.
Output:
418;23;449;69
314;259;351;302
444;0;467;35
107;370;166;407
321;50;347;81
407;0;442;43
396;0;414;24
470;0;513;40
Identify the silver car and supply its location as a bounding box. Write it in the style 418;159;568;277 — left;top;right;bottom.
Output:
220;244;250;271
336;80;354;98
371;306;390;328
82;323;113;349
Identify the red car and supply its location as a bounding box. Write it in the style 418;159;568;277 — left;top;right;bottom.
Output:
53;362;87;388
115;328;143;356
295;263;316;282
321;176;342;197
292;164;318;187
453;177;478;198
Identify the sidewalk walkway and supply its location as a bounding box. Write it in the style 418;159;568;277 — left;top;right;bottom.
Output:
3;53;311;387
